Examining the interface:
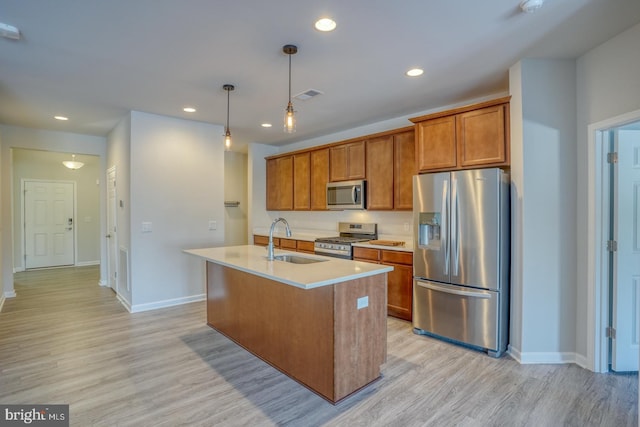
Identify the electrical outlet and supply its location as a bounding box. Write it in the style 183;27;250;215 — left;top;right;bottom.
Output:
357;296;369;310
208;220;217;231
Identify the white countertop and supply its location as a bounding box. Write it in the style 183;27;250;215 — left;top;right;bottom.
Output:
184;245;393;290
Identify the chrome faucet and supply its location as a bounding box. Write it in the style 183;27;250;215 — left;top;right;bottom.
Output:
267;217;292;261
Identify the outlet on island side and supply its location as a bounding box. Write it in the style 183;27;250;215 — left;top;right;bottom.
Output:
357;296;369;310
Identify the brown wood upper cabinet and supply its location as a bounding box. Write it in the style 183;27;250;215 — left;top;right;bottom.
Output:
366;129;415;210
411;97;510;173
310;148;329;210
266;156;293;210
293;152;310;210
329;141;365;182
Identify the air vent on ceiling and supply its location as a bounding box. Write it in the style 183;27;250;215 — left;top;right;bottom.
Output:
294;89;324;101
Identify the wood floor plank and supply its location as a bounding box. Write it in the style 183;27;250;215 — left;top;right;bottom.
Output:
0;266;637;426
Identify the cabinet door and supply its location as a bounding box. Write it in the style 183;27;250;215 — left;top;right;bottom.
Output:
415;116;457;172
383;262;413;321
393;130;415;210
456;104;507;168
366;136;394;210
330;141;366;181
293;153;310;210
347;141;366;179
266;158;278;210
310;148;329;210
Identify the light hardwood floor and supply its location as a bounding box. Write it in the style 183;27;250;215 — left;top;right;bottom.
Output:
0;266;637;427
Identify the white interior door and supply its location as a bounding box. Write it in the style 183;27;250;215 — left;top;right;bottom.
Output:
612;128;640;372
106;167;118;292
24;180;75;269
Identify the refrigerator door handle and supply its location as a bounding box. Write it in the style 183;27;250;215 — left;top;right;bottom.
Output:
442;179;449;276
415;280;491;299
452;176;459;276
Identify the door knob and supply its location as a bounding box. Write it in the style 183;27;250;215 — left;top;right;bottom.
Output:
106;234;111;238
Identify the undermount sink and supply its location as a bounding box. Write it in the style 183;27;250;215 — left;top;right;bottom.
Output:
272;254;327;264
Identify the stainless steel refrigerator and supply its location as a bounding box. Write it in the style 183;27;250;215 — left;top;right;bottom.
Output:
413;168;509;357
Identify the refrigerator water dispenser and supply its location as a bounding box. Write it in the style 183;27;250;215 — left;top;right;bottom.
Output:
418;212;441;249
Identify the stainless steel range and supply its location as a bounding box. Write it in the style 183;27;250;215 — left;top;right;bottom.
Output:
314;222;377;259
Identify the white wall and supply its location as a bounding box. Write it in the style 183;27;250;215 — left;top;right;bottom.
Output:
0;125;107;298
224;151;248;246
128;111;225;311
106;116;132;305
12;149;101;270
509;59;578;362
575;22;640;360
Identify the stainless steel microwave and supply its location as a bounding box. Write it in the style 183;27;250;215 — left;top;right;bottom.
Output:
326;180;366;210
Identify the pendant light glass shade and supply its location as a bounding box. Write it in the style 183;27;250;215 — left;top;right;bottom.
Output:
62;154;84;170
223;84;235;151
283;45;298;134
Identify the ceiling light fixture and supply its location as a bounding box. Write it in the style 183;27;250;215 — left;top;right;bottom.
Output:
314;18;336;32
183;107;196;113
223;84;235;151
283;44;298;134
406;68;424;77
62;154;84;170
520;0;545;13
54;115;69;121
0;22;21;40
261;123;273;128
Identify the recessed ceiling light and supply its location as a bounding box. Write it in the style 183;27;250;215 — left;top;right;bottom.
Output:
183;107;196;113
314;18;336;32
520;0;544;13
406;68;424;77
261;123;272;128
54;116;69;121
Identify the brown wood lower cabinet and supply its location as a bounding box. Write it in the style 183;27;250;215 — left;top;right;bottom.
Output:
253;235;315;254
206;261;387;403
354;247;413;321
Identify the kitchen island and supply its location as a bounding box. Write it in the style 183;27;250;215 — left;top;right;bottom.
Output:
185;245;392;403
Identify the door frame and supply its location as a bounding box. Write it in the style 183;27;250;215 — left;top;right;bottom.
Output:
20;179;77;270
106;166;119;294
587;108;640;373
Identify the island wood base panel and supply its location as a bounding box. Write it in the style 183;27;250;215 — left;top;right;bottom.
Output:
206;262;387;403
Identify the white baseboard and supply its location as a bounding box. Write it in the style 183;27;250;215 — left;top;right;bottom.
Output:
117;294;132;312
76;260;100;267
130;294;206;313
509;345;579;364
0;294;5;313
13;267;25;273
98;279;109;287
4;290;16;298
574;353;589;369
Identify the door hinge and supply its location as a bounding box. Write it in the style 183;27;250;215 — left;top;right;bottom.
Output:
606;326;616;339
607;152;618;163
607;240;618;252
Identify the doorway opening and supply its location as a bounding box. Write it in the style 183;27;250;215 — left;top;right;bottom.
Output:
588;110;640;373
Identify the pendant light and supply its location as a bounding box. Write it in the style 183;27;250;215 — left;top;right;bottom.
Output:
62;154;84;170
223;84;235;150
283;44;298;134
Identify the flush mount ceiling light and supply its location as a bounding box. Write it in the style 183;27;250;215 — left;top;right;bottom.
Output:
54;115;69;121
62;154;84;170
0;22;21;40
520;0;545;13
283;44;298;134
314;18;336;32
406;68;424;77
223;84;235;151
183;107;196;113
261;123;273;128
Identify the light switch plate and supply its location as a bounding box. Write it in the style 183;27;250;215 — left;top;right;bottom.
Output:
357;296;369;310
208;220;217;231
142;222;152;233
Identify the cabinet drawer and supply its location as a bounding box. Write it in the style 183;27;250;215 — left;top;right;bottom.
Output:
296;240;316;253
253;235;279;247
381;250;413;266
280;238;297;250
353;247;380;261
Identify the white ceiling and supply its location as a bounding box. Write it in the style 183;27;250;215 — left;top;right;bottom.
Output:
1;0;639;152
